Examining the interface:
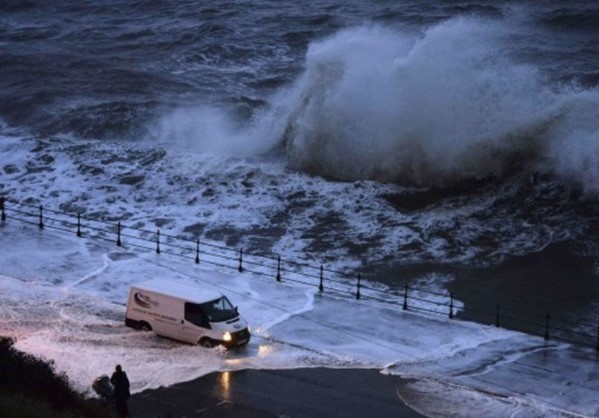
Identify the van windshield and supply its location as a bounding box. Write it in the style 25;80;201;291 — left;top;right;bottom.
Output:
200;296;237;322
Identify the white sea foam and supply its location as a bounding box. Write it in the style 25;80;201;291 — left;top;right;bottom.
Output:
1;223;598;417
0;126;585;283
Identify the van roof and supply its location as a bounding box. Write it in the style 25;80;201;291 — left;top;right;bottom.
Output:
132;278;224;304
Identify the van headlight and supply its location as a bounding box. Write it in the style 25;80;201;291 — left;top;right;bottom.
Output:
223;332;232;342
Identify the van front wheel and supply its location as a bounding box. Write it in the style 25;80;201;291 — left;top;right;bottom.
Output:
199;337;215;348
139;322;152;332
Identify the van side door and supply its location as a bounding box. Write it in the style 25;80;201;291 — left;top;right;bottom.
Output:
180;302;211;344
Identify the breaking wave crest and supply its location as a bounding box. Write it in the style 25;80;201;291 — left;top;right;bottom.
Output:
155;17;599;191
281;19;599;190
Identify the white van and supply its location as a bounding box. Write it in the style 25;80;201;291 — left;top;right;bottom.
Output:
125;278;250;349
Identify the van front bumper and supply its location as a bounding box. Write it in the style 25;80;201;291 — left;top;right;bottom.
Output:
223;328;251;349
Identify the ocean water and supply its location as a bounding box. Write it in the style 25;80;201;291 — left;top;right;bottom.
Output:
1;1;599;327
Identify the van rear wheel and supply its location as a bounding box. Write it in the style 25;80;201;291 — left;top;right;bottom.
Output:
139;322;152;332
199;337;214;348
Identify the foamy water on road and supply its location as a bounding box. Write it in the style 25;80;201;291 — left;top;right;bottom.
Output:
1;222;598;417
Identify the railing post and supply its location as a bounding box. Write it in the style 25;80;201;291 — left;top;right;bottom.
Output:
544;313;550;340
495;303;500;327
156;230;161;254
116;222;122;247
276;256;281;282
238;248;243;273
0;196;5;222
449;292;454;319
39;205;44;229
403;284;408;310
195;239;200;264
76;213;82;237
355;273;361;300
596;325;599;352
319;265;324;293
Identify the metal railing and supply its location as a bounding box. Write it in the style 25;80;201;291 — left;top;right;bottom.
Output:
1;195;597;350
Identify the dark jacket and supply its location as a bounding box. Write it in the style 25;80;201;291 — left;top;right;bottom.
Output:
110;370;130;401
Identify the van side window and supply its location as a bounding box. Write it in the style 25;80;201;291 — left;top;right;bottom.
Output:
184;303;211;329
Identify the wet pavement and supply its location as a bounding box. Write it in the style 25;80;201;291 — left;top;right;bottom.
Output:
129;368;425;418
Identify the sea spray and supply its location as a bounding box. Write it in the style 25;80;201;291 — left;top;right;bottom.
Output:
155;100;290;158
547;90;599;193
282;19;560;186
153;17;599;193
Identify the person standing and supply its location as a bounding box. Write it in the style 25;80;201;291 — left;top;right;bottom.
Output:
110;364;131;418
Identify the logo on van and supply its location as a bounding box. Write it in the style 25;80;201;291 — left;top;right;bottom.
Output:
134;292;158;309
